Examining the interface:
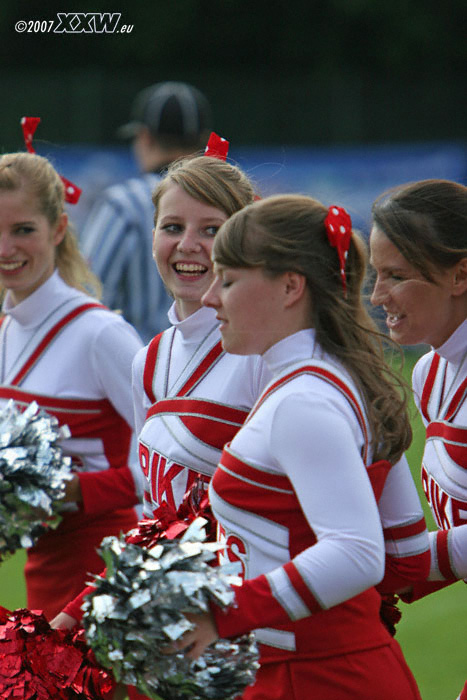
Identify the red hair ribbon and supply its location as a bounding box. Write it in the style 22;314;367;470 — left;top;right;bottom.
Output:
204;132;229;161
203;132;261;200
20;117;82;204
324;205;352;296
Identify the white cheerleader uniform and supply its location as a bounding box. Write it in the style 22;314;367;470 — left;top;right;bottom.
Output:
407;319;467;599
0;271;143;619
209;329;428;699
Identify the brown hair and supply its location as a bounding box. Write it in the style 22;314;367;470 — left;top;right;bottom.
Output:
0;152;101;300
372;179;467;282
213;194;412;464
152;155;257;221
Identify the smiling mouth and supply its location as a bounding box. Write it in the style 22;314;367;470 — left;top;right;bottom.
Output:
386;312;405;327
0;261;26;271
173;262;208;276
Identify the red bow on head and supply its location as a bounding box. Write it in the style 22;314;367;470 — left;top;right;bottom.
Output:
203;132;262;201
20;117;82;204
324;205;352;296
204;132;229;161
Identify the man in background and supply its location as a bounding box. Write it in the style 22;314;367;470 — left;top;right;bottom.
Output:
80;81;212;342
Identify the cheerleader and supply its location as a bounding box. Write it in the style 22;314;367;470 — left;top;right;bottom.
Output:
174;194;431;699
0;152;143;620
53;150;271;699
130;153;271;518
370;179;467;699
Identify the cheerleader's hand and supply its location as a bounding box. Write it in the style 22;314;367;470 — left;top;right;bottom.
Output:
63;474;83;503
50;611;78;630
163;610;219;660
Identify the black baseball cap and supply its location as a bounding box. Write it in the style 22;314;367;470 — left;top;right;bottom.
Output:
117;81;212;147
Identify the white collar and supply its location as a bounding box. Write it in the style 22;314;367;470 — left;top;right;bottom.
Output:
435;319;467;367
167;303;219;343
2;270;83;329
262;328;319;376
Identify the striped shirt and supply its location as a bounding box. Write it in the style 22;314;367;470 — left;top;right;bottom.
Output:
80;172;171;343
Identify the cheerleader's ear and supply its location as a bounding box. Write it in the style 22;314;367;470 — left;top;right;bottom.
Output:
452;257;467;297
53;212;68;246
283;271;307;307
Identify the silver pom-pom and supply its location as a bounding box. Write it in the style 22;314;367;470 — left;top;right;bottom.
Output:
0;400;73;558
82;518;259;699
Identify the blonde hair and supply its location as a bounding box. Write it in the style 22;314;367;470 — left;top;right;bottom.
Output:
152;155;257;220
213;194;412;464
0;152;101;300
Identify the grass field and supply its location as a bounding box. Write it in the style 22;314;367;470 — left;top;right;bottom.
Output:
0;349;464;699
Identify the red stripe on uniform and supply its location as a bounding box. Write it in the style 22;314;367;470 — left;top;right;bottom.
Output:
427;422;467;443
444;376;467;421
0;385;131;468
214;464;295;513
383;516;427;542
250;365;369;463
426;422;467;469
178;415;242;449
367;459;392;502
146;397;248;425
213;453;310;536
283;561;322;614
11;303;105;385
178;341;224;396
0;386;112;412
420;353;441;422
436;530;457;580
143;333;163;404
0;387;110;412
220;446;293;491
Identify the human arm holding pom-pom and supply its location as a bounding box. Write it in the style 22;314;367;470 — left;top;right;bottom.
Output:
165;610;218;660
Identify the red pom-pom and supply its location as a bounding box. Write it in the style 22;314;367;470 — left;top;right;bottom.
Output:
0;609;114;699
126;474;216;549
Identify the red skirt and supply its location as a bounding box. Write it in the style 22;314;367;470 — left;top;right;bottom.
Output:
241;638;421;700
25;507;138;620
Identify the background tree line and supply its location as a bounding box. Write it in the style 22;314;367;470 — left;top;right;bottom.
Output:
0;0;465;148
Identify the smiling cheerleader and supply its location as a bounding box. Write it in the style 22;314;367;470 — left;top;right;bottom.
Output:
370;179;467;700
0;136;144;620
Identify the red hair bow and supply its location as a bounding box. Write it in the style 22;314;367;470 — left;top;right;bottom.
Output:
20;117;82;204
204;132;229;161
324;205;352;296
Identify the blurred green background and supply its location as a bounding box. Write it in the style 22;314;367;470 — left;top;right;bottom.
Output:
0;349;465;699
0;1;465;150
